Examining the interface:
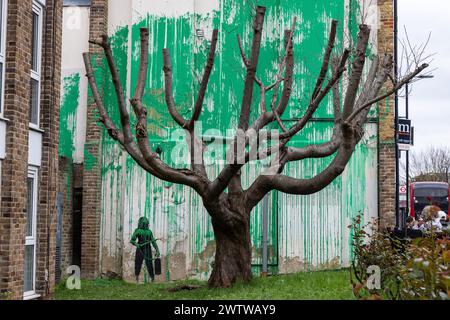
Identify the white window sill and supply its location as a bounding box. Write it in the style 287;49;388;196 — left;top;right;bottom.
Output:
0;115;10;123
29;124;45;133
23;293;41;301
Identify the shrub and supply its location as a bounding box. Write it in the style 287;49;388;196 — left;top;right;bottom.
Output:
400;235;450;300
349;215;449;300
349;216;408;300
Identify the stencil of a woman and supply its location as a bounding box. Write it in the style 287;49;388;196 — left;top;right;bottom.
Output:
130;217;160;283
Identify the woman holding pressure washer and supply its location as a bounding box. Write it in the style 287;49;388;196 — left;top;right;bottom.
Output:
130;217;160;283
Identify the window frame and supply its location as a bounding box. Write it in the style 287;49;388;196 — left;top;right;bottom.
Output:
0;0;8;117
24;166;39;299
29;1;44;128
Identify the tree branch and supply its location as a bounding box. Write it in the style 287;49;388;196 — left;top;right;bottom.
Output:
347;62;429;122
238;6;266;131
237;34;250;68
342;24;371;119
277;49;350;141
268;24;297;133
163;49;189;128
312;19;338;100
83;53;124;144
331;56;342;123
189;29;219;129
89;35;134;145
87;31;208;194
134;28;149;102
274;29;295;117
245;123;355;209
84;52;164;177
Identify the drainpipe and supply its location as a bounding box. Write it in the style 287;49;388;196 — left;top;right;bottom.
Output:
261;193;269;277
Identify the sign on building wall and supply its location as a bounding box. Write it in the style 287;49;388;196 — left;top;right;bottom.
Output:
398;119;412;150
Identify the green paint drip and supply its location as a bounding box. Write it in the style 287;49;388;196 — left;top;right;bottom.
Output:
59;73;80;158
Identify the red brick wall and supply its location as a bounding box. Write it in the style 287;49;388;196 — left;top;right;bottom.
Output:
0;0;62;300
58;157;73;277
377;0;396;229
57;159;83;278
36;0;63;298
81;0;108;279
0;0;33;300
35;0;63;298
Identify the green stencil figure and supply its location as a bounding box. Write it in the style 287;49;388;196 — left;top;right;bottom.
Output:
130;217;160;283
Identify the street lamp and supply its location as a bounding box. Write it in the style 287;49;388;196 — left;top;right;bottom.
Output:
404;75;434;226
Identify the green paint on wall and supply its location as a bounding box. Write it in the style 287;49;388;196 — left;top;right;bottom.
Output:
96;0;381;279
59;73;80;159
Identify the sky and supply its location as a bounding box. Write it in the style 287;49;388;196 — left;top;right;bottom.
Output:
398;0;450;153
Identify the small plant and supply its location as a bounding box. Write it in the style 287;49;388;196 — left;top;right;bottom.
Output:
349;215;409;300
350;215;450;300
0;290;13;300
400;234;450;300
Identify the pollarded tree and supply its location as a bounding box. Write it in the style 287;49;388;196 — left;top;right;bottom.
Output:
83;6;428;288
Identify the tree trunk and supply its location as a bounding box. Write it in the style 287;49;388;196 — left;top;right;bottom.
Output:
205;197;252;288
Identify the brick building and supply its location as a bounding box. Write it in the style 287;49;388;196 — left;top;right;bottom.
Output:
0;0;62;299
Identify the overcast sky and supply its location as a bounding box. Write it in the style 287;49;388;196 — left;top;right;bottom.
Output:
398;0;450;153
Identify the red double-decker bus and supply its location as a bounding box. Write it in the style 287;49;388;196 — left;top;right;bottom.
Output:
410;182;450;218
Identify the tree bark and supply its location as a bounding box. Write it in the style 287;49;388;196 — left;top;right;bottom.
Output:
205;196;252;288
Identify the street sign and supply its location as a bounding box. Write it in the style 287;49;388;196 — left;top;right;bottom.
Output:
398;143;411;151
398;119;412;145
399;185;407;209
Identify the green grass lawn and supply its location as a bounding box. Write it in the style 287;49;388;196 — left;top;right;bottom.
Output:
55;270;354;300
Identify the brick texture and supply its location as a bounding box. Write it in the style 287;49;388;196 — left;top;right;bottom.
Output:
57;159;83;277
0;0;33;300
0;0;62;300
81;0;108;279
35;0;63;298
377;0;396;229
58;157;73;276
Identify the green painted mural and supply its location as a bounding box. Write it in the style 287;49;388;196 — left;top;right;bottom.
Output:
78;0;381;282
60;73;80;159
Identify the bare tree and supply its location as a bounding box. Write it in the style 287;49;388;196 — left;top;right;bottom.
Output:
407;146;450;182
83;6;428;288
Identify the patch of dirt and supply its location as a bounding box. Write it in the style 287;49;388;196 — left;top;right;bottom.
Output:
167;285;203;293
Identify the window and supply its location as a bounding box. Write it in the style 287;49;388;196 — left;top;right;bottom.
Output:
63;0;91;6
0;0;7;116
24;167;39;298
29;2;43;127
